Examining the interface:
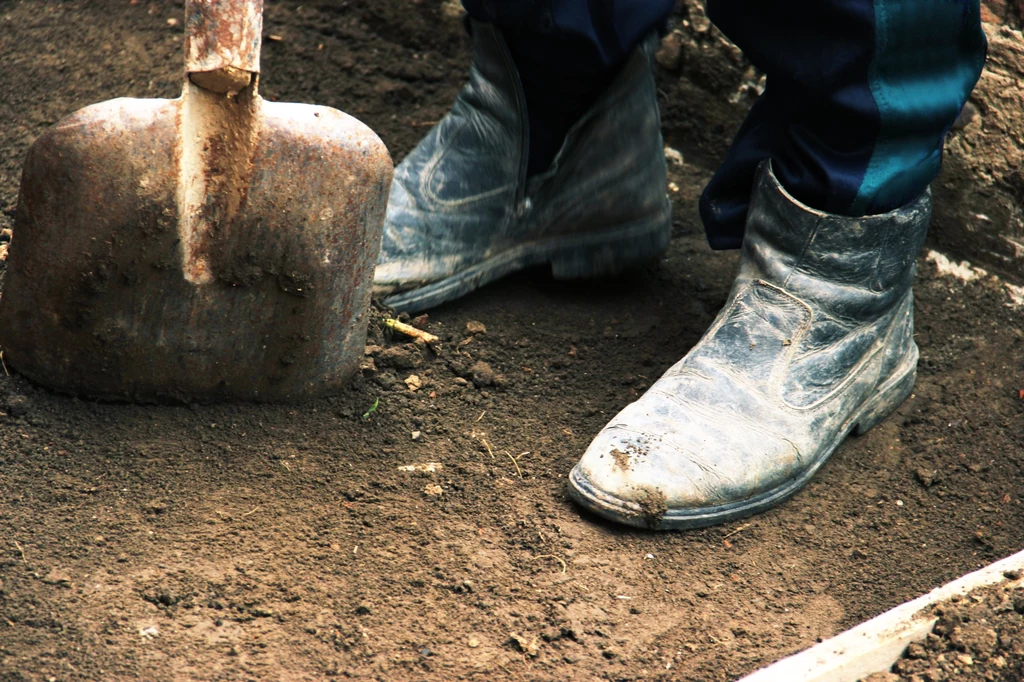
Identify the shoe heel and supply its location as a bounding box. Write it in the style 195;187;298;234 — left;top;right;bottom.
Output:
851;360;917;436
549;209;671;280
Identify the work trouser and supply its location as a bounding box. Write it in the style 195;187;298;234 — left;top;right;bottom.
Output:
461;0;988;248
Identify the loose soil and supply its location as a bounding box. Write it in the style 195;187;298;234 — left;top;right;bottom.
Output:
1;2;1023;681
865;573;1024;682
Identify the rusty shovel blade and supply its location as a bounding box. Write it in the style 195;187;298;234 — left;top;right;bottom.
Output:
0;0;393;402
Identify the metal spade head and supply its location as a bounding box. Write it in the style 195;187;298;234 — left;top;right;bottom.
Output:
0;0;393;402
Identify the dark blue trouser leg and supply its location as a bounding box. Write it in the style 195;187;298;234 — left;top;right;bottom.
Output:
460;1;986;242
700;0;988;249
461;0;674;67
461;0;674;175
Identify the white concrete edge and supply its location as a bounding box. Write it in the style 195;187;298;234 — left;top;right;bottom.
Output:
737;547;1024;682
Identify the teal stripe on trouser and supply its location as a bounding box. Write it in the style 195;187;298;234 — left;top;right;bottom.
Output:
853;0;988;216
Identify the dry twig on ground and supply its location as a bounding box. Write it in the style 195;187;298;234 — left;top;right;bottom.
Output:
385;318;440;344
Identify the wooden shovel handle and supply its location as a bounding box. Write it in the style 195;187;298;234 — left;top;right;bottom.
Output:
185;0;263;93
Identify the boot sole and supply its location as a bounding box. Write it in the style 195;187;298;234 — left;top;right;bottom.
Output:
380;205;672;314
567;344;919;531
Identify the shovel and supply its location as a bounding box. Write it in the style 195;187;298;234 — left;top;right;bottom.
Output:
0;0;392;402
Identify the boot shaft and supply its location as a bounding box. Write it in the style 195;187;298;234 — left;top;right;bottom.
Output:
740;162;931;320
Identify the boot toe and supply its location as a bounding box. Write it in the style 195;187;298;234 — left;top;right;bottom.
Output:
569;386;804;530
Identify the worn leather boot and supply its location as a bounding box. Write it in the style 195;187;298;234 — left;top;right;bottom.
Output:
373;22;671;313
568;161;930;530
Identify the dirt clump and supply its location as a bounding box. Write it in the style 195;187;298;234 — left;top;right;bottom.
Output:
636;486;670;528
468;360;497;387
611;448;632;471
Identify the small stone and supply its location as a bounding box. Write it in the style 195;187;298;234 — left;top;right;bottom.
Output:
915;467;939;487
689;4;711;32
398;461;443;473
424;484;443;496
354;603;372;615
510;633;539;657
454;377;469;386
465;320;487;335
664;146;684;166
441;0;465;19
405;374;422;391
467;636;480;648
411;430;422;441
956;654;973;666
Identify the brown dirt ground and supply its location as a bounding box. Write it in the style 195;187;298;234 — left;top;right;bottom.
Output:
1;2;1023;681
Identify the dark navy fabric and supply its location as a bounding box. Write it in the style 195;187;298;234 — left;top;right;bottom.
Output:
461;0;675;67
462;0;987;245
700;0;987;248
